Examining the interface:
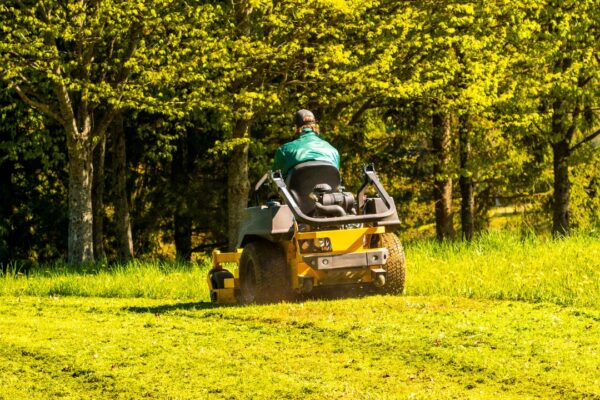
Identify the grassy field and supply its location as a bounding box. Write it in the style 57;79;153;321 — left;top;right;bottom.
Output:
1;232;599;399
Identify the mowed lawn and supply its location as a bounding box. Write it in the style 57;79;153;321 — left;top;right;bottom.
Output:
1;233;599;399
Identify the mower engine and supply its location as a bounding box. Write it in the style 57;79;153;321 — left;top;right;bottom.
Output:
309;184;356;217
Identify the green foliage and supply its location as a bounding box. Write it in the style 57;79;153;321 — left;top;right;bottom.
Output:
0;88;67;263
570;147;600;230
122;110;230;257
0;0;218;115
0;0;598;261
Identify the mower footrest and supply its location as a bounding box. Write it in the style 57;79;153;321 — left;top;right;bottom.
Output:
210;287;238;304
303;249;388;270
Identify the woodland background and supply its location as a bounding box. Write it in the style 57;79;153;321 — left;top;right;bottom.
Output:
0;0;598;265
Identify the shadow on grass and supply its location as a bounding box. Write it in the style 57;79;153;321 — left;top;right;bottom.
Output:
304;285;389;301
125;301;224;314
123;287;391;314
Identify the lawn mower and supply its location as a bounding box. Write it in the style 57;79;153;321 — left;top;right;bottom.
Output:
208;162;405;304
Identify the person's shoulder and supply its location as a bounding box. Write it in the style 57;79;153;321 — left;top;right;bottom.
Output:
280;137;301;150
316;135;334;146
304;132;325;142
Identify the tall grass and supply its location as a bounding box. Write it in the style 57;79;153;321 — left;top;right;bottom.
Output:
2;232;599;307
406;231;600;308
1;259;211;300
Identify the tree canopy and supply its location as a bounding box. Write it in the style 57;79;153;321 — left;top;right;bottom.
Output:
0;0;598;264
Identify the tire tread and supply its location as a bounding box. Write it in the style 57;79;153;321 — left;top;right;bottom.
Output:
240;240;293;304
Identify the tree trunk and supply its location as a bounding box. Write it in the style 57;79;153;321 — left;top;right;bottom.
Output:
112;114;134;262
172;133;192;262
92;134;106;261
550;95;575;238
67;139;94;264
432;110;454;241
174;214;192;262
552;139;570;237
16;71;116;264
227;119;250;250
226;2;254;251
459;114;474;241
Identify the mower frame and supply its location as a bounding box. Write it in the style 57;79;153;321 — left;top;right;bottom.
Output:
208;164;404;304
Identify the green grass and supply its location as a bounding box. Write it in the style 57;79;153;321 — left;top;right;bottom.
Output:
1;232;599;399
1;296;598;399
1;260;211;300
2;232;599;308
407;231;600;308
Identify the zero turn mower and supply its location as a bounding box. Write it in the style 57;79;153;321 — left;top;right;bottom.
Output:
208;162;405;304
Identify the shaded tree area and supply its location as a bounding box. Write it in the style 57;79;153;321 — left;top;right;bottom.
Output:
0;91;68;263
0;0;598;265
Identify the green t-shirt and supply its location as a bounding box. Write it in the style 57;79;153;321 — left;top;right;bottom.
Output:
272;129;340;176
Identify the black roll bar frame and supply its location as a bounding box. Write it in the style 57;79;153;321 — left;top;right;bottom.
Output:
254;164;396;227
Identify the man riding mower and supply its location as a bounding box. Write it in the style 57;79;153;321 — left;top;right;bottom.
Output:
208;110;406;304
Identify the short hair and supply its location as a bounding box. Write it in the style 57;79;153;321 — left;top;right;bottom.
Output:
297;123;320;134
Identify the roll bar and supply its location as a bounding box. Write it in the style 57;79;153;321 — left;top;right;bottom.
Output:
256;164;396;227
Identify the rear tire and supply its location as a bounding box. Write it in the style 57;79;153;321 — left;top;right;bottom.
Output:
372;233;406;294
239;240;293;304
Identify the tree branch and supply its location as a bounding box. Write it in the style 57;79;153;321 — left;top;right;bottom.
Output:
91;106;118;146
191;242;228;253
570;128;600;152
349;98;375;125
564;104;580;145
477;191;552;201
532;120;549;138
53;72;79;138
13;85;64;123
578;75;592;88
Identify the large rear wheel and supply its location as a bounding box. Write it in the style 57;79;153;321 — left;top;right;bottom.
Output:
372;233;406;294
239;240;293;304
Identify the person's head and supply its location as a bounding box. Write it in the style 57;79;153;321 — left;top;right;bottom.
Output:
294;109;319;134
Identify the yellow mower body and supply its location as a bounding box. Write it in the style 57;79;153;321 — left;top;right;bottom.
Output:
208;163;405;304
208;249;241;304
208;224;402;304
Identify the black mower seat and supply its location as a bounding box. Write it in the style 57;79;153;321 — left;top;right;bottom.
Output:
285;161;341;215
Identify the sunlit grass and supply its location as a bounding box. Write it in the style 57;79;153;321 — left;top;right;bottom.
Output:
1;232;599;399
406;231;600;308
1;259;211;300
2;232;599;308
1;295;598;399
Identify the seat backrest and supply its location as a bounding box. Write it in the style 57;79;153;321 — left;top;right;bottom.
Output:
285;161;341;215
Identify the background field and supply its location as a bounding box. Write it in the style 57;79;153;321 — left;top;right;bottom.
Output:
1;233;599;399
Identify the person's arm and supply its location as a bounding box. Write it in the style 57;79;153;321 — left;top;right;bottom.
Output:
333;149;341;169
273;147;285;172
